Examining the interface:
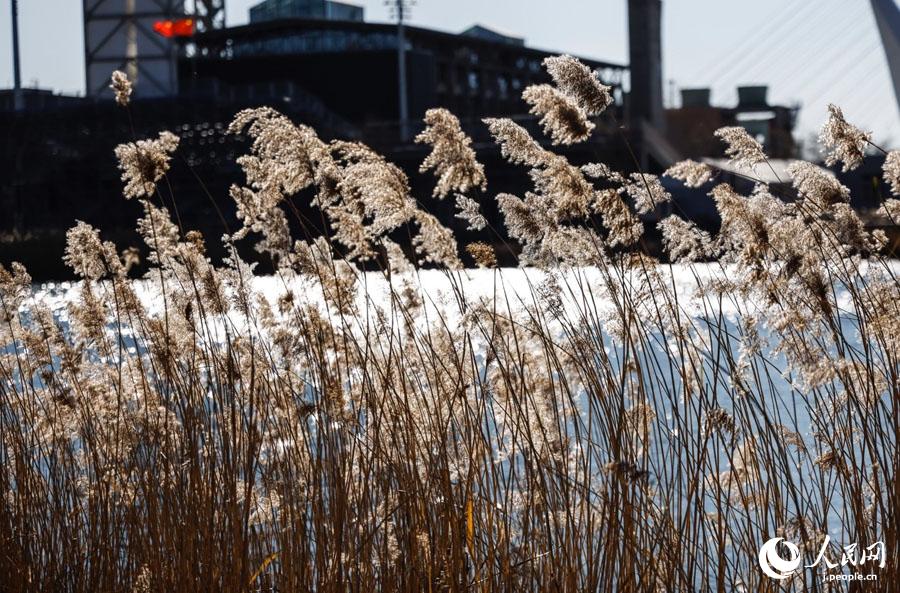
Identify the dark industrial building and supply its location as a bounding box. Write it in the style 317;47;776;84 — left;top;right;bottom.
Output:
666;85;799;160
250;0;366;24
2;0;643;279
5;0;845;279
181;14;626;142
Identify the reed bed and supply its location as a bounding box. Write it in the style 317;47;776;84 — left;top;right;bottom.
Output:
1;58;897;592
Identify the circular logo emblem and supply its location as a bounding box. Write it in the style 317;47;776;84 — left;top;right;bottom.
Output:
759;537;802;580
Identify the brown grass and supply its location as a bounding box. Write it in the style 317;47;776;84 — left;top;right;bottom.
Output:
0;60;897;592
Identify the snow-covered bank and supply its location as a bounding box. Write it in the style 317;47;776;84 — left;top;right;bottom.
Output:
27;260;899;327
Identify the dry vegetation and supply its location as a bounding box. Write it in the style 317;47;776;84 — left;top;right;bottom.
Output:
1;57;898;592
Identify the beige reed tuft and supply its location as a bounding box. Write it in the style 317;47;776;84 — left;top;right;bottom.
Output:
0;56;896;593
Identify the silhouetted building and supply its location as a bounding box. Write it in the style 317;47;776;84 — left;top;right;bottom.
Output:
185;17;626;139
461;25;525;47
2;13;633;279
249;0;364;23
0;88;84;112
666;85;799;159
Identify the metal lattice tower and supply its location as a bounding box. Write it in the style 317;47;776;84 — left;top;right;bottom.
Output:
83;0;185;98
82;0;224;99
191;0;225;33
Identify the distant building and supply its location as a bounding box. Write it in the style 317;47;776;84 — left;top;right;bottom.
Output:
186;18;625;134
249;0;364;23
666;85;799;159
460;25;525;47
0;88;84;112
0;3;641;279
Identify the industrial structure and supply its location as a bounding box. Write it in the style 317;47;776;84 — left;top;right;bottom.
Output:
666;85;799;160
82;0;225;99
77;0;630;135
192;0;226;32
183;17;626;136
9;0;22;110
84;0;182;98
627;0;664;130
249;0;364;23
871;0;900;115
2;0;643;278
13;0;897;277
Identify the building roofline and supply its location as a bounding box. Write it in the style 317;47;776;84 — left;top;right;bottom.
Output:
462;23;525;44
193;18;627;71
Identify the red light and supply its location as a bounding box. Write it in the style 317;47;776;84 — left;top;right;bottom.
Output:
153;18;194;38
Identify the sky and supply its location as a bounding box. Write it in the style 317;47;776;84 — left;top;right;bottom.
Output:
1;0;899;149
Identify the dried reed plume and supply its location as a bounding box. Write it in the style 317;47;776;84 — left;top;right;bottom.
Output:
114;131;180;199
523;84;595;144
1;55;896;593
665;159;714;188
416;108;487;197
110;70;132;107
820;103;872;171
715;125;768;170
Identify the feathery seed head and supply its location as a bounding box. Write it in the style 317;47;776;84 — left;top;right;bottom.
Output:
581;162;625;184
416;108;486;198
64;221;123;280
592;189;643;247
882;151;900;196
114;131;179;199
787;161;849;211
665;160;714;188
543;55;613;116
483;118;549;168
454;194;487;231
465;242;497;268
715;126;767;170
110;70;132;107
657;215;715;262
412;211;462;269
522;84;595;145
820;104;871;172
619;173;672;215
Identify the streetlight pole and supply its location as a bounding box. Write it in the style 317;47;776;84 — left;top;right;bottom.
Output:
389;0;413;141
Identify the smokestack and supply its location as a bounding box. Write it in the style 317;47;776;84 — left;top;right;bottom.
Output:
11;0;23;110
627;0;665;130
